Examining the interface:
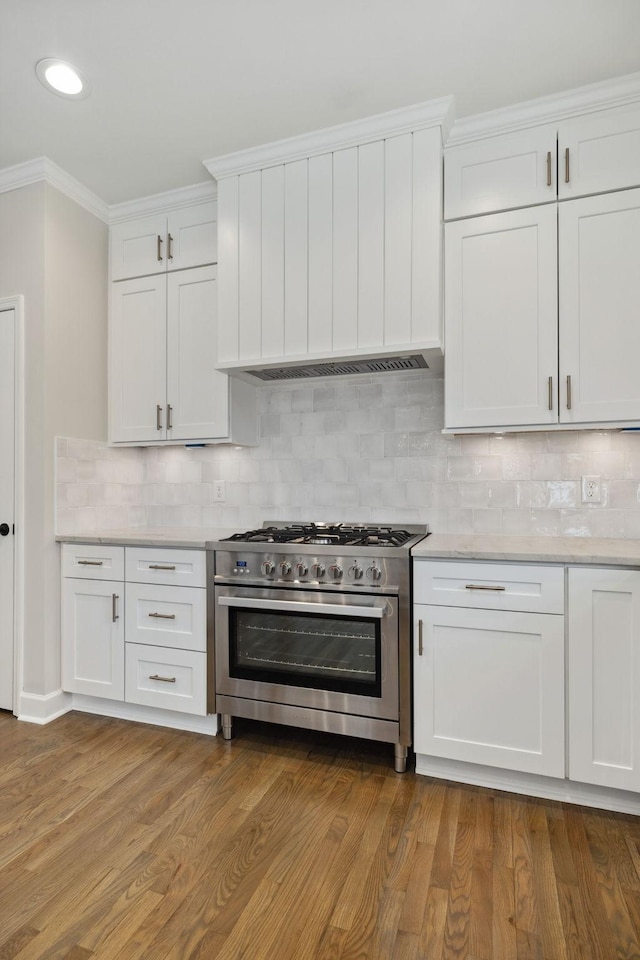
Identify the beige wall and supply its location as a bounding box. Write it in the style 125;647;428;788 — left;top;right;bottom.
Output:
0;182;108;699
42;186;108;694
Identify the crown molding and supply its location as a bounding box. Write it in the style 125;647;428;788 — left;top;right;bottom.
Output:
205;96;455;180
447;70;640;146
107;179;217;223
0;157;110;221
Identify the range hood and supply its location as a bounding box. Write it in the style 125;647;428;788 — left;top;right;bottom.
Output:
247;354;429;382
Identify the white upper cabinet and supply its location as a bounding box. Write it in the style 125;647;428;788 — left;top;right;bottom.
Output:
110;266;256;445
445;125;557;219
559;187;640;424
206;98;453;373
558;103;640;200
445;101;640;219
444;82;640;432
444;205;558;430
110;201;217;280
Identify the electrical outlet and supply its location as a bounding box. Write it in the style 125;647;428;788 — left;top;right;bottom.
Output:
213;481;226;502
581;475;601;503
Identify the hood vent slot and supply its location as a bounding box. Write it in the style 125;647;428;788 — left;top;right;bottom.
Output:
248;354;428;381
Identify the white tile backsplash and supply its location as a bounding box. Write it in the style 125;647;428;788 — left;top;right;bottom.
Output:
55;371;640;537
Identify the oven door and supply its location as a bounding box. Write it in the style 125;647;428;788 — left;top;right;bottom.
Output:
215;586;399;721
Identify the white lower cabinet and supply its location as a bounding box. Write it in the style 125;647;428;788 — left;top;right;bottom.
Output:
61;544;209;720
414;604;565;777
568;567;640;791
125;644;206;714
413;559;565;778
62;577;124;700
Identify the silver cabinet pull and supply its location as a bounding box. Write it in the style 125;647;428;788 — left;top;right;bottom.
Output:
167;404;173;430
418;619;424;657
167;233;174;261
465;584;506;591
157;235;163;262
78;559;103;566
149;564;176;571
548;375;553;411
546;151;552;187
148;612;176;619
566;375;572;410
112;594;119;622
156;404;163;431
564;147;570;183
149;674;176;683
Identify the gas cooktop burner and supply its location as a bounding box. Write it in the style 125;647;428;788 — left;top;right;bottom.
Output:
222;523;425;548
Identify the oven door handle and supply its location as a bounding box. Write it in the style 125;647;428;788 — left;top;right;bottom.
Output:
217;595;387;619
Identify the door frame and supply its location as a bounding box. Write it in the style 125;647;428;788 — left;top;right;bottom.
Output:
0;296;24;716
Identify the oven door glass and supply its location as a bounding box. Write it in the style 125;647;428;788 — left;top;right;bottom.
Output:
228;606;382;697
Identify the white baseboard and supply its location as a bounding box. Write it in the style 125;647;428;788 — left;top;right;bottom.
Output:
17;689;219;737
17;688;73;724
71;695;219;736
416;753;640;816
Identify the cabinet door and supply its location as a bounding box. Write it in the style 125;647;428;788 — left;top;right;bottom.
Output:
445;125;557;219
444;205;558;430
110;276;167;442
110;215;167;281
559;103;640;199
62;579;124;700
568;568;640;791
167;202;217;272
166;266;229;440
414;604;565;777
559;188;640;424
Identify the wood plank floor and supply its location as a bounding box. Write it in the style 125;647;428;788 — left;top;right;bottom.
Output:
2;712;640;960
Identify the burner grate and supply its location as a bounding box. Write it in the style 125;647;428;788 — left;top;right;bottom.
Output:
222;523;418;547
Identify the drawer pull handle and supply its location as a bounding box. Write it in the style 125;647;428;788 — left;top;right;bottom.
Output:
148;612;176;619
148;564;176;571
546;150;552;187
465;584;506;591
78;559;104;566
418;619;424;657
149;674;176;683
564;146;570;184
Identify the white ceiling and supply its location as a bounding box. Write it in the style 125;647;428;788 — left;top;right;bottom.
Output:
2;0;640;205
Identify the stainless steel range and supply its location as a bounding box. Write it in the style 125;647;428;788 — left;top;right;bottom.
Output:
212;521;429;772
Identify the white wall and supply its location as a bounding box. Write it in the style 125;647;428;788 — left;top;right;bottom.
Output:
57;370;640;539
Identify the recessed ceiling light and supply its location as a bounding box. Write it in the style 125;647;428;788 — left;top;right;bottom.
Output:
35;58;90;99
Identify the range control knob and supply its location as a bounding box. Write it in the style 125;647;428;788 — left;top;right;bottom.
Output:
311;563;326;578
278;561;292;576
328;564;343;580
367;565;382;582
349;565;363;580
295;562;309;577
261;560;275;576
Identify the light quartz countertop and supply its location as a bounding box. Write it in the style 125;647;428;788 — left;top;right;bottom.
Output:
411;534;640;567
55;527;239;549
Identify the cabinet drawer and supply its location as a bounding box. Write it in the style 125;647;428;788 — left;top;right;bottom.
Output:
125;644;207;715
125;548;206;587
125;583;206;651
62;543;125;581
413;560;564;613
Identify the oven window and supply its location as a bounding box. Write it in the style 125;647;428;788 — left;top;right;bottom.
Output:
228;608;382;697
